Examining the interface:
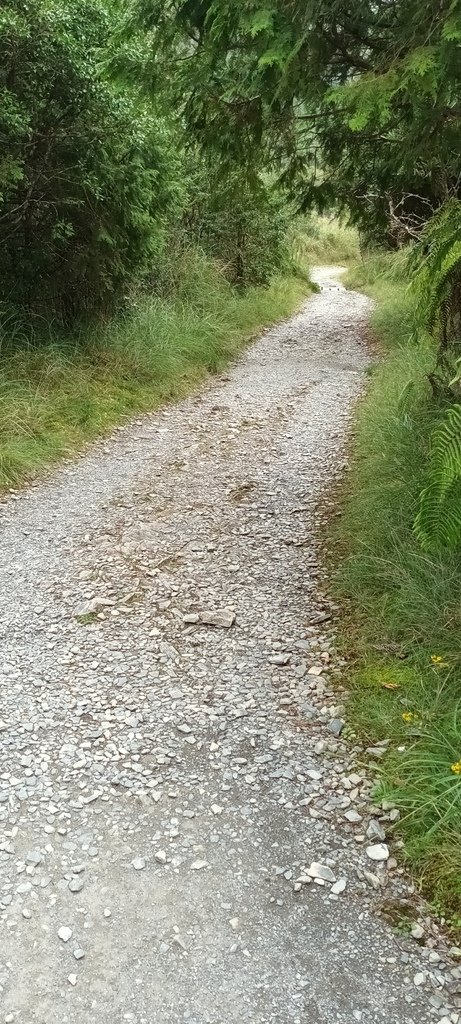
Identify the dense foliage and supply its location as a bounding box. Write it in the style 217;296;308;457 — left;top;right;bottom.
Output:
179;160;291;286
130;0;461;243
0;0;181;323
0;0;293;328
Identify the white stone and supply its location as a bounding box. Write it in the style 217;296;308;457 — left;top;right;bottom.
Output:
344;809;362;823
131;857;146;871
366;843;389;862
307;862;335;883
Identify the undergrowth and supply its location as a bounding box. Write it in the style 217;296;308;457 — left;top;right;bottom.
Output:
335;250;461;931
291;215;360;265
0;250;310;488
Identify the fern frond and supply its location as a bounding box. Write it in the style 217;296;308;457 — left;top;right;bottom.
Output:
410;200;461;348
414;404;461;549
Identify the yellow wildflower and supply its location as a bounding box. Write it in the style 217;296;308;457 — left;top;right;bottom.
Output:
402;712;415;723
451;761;461;775
431;655;449;667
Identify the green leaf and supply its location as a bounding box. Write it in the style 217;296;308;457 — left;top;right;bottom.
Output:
258;47;285;69
415;405;461;550
248;9;274;38
442;16;461;41
403;46;438;76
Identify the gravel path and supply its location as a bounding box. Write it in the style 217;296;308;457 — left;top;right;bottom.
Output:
0;267;458;1024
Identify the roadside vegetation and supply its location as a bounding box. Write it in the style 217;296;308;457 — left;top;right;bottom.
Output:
0;0;310;488
291;217;360;266
0;257;307;487
334;248;461;930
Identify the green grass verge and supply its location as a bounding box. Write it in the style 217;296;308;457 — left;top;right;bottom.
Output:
335;251;461;931
0;256;311;488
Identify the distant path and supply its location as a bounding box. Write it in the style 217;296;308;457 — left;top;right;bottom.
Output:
0;268;455;1023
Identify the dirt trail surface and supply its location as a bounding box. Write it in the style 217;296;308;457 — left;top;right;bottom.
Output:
0;267;458;1024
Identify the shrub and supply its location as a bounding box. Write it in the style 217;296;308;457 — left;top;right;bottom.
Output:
0;0;178;326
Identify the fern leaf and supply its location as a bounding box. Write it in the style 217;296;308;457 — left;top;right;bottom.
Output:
414;405;461;549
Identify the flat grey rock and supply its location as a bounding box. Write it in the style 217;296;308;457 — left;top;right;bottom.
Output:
366;820;386;842
25;850;42;866
269;653;291;666
328;718;345;737
307;862;336;883
200;609;236;628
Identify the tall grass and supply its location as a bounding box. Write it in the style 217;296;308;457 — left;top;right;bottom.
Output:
290;214;360;265
336;251;461;927
0;250;310;487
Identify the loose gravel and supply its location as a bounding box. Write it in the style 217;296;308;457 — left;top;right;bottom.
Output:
0;267;459;1024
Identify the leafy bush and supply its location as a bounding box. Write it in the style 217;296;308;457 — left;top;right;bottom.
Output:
414;406;461;550
410;199;461;353
0;0;179;325
171;156;293;288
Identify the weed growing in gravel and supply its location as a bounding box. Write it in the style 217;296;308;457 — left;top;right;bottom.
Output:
334;253;461;930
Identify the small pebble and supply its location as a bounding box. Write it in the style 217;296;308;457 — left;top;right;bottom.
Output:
131;858;146;871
